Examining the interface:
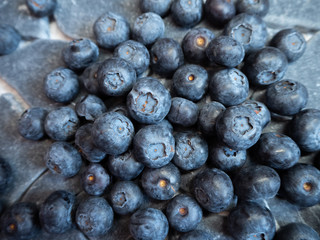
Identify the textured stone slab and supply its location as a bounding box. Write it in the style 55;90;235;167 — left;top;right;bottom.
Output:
0;0;50;39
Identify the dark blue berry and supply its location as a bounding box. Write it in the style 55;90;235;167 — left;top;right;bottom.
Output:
75;94;107;121
80;62;101;95
274;222;320;240
205;0;236;27
140;0;172;17
0;158;12;193
0;24;21;55
236;0;269;17
171;0;203;27
26;0;56;17
240;100;271;128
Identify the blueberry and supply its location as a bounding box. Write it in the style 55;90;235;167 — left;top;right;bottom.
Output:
265;79;308;116
132;12;165;46
107;149;144;180
150;38;184;77
271;28;307;62
26;0;57;17
172;64;209;102
209;68;249;107
18;107;47;141
193;168;234;213
167;97;199;127
93;12;130;49
76;197;114;237
81;163;111;196
233;165;281;202
205;0;236;27
236;0;269;17
75;94;107;121
240;100;271;128
75;123;106;163
140;0;173;17
108;102;130;118
290;109;320;152
109;181;143;215
127;77;171;124
206;36;245;68
227;202;276;240
257;132;300;170
173;131;208;171
166;194;202;232
91;112;135;155
141;163;180;200
0;24;21;55
130;208;169;240
62;38;99;71
274;222;320;240
80;62;101;95
39;190;75;234
97;57;136;97
44;107;79;141
113;40;150;76
44;67;79;103
0;202;40;240
243;47;288;86
280;163;320;207
182;27;215;64
224;13;267;53
44;141;82;178
198;101;225;136
179;230;214;240
171;0;203;27
216;105;262;150
209;144;246;172
0;158;12;193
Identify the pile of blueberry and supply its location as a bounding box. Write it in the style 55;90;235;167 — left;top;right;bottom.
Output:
1;0;320;239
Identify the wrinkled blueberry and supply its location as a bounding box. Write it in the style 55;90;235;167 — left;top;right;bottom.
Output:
75;94;107;121
240;100;271;128
0;24;21;55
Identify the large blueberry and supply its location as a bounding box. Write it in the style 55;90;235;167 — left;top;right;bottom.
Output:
205;0;236;27
171;0;203;27
0;24;21;55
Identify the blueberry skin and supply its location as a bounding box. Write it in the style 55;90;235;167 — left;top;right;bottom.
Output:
76;197;114;237
233;165;281;202
91;112;135;155
26;0;57;17
290;109;320;152
206;36;244;68
140;0;172;17
130;208;169;240
193;168;234;213
44;141;82;178
274;223;320;240
113;40;150;76
280;163;320;207
75;124;106;163
150;38;184;77
94;12;130;49
141;163;180;200
171;0;203;27
209;68;249;107
44;67;79;103
97;57;136;97
179;230;214;240
18;107;47;140
243;47;288;86
173;131;208;171
167;97;199;127
257;132;300;170
209;144;246;172
236;0;269;17
271;28;306;62
44;107;79;141
205;0;236;27
127;77;171;124
62;38;99;71
266;79;308;116
0;158;12;193
39;190;75;234
109;181;143;215
224;13;267;53
173;64;209;102
227;202;276;240
240;100;271;128
182;27;215;64
132;12;165;46
80;62;101;95
0;202;40;240
107;149;144;180
0;24;21;55
81;163;111;196
198;101;225;136
75;94;107;121
166;194;202;232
